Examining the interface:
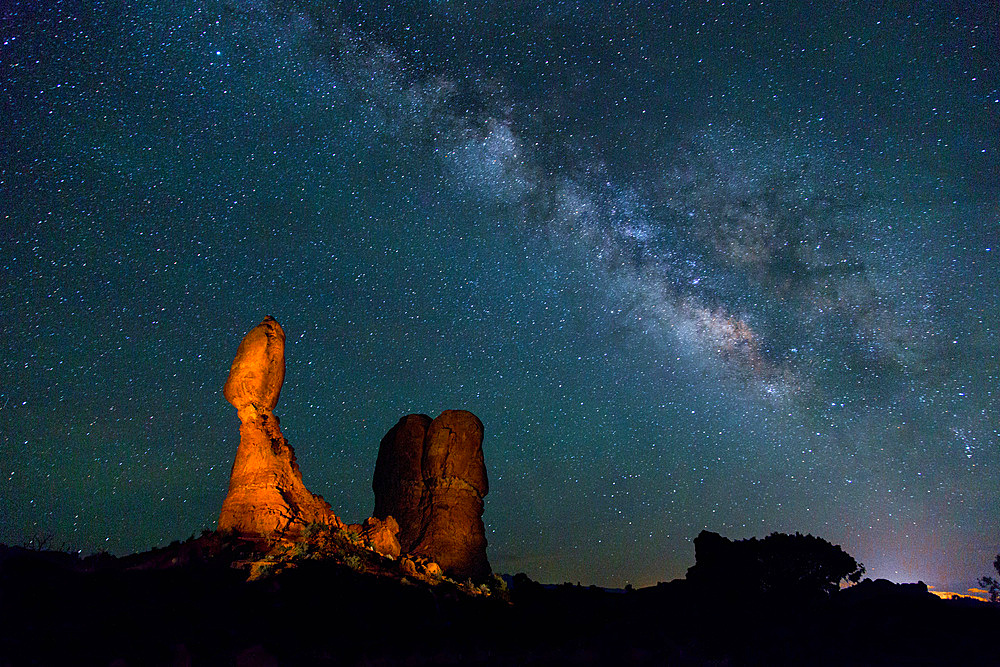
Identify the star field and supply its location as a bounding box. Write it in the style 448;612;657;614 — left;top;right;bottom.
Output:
2;1;998;590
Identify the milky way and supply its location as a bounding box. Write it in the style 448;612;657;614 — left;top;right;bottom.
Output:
2;1;998;590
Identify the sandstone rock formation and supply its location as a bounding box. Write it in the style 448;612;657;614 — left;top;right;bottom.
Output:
218;316;343;537
373;410;490;580
346;516;401;558
373;414;432;550
223;316;285;419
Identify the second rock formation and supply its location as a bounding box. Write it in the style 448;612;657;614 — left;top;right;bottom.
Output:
373;410;491;581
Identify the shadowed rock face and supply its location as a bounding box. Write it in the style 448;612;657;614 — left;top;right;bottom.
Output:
373;414;432;550
218;316;342;537
373;410;490;581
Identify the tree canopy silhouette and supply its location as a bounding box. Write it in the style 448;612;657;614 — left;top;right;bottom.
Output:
978;553;1000;603
686;530;865;601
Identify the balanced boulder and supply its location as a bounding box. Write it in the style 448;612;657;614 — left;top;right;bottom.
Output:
218;316;342;537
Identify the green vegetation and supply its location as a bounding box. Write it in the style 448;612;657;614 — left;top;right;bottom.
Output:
264;523;376;574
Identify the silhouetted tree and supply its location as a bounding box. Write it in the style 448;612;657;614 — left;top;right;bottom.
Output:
978;553;1000;603
686;530;865;601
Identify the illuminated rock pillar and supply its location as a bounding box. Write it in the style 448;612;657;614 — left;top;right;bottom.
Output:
218;316;341;536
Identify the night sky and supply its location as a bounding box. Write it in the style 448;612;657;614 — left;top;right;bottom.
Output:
3;1;998;591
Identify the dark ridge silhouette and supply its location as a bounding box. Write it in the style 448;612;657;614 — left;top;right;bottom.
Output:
686;529;866;602
1;531;997;666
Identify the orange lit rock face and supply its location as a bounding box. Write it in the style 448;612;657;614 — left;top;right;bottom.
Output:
346;516;402;558
373;410;491;581
223;315;285;419
218;316;342;537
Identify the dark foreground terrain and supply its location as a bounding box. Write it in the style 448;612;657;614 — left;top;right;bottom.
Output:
1;537;997;666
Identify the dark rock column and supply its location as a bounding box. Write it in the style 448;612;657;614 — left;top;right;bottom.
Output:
373;410;491;580
373;414;432;552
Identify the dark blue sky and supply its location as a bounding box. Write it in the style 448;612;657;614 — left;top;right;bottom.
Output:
2;1;998;591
